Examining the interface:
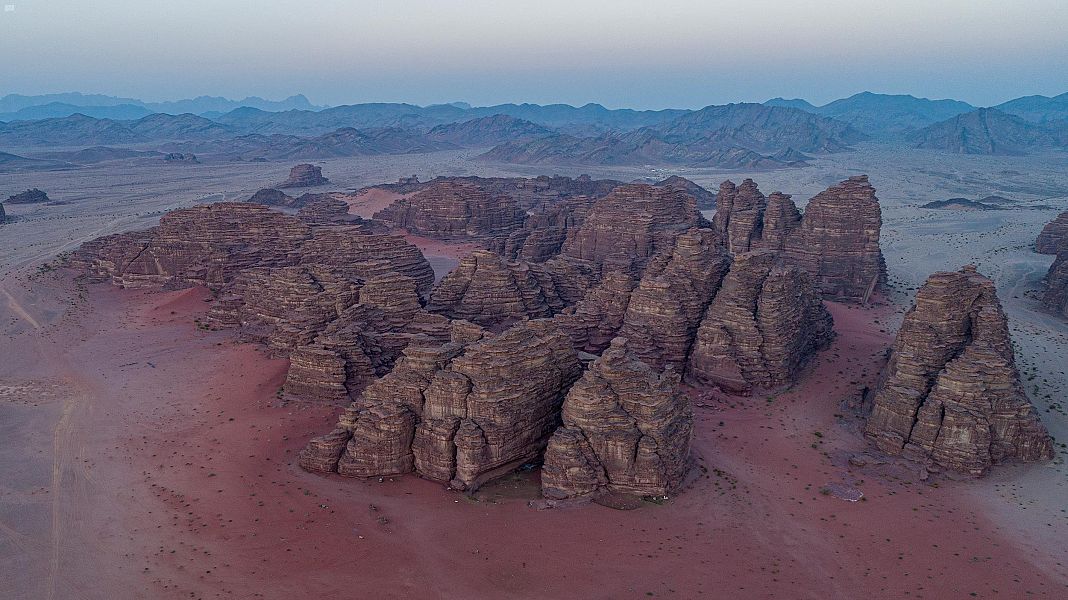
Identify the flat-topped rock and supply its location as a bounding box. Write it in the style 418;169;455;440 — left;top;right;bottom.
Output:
373;180;525;240
278;163;328;188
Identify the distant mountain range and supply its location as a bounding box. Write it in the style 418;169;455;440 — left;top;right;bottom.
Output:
1;90;1066;166
909;108;1068;155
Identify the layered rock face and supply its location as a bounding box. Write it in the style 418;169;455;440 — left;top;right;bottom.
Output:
784;175;886;302
552;270;637;354
1042;252;1068;318
864;267;1053;475
655;176;716;210
619;228;731;371
298;227;435;297
686;250;833;393
373;180;525;240
279;163;328;188
499;196;595;262
711;179;767;253
299;320;583;491
560;184;705;274
426;250;565;327
248;188;294;207
541;338;693;501
75;203;313;288
1036;210;1068;254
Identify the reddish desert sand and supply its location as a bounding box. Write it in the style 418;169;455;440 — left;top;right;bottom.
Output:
344;189;411;219
1;267;1064;600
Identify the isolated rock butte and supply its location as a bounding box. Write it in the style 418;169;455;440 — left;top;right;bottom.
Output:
560;183;705;274
541;337;693;501
278;163;328;188
864;266;1053;475
784;175;886;303
373;180;525;240
686;249;834;393
1036;210;1068;255
300;320;584;491
6;188;50;204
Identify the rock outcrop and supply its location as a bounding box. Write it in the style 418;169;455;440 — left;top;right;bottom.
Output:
299;320;583;491
864;267;1053;475
1036;210;1068;255
552;270;637;354
711;179;767;253
373;180;525;241
163;152;199;163
686;250;833;393
655;176;716;210
248;188;294;207
279;163;328;188
784;175;886;302
541;338;693;502
618;228;731;371
6;188;49;204
560;184;705;274
1042;252;1068;318
426;250;566;327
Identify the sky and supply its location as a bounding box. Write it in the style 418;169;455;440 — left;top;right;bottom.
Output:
2;0;1067;109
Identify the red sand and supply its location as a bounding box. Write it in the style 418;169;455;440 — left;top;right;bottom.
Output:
2;274;1066;599
344;189;410;219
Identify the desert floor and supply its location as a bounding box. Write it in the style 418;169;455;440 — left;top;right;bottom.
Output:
1;146;1066;599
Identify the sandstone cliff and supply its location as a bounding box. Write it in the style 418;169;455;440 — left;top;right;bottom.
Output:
1036;210;1068;255
373;180;525;241
541;337;693;502
686;250;833;393
864;266;1053;475
278;163;328;188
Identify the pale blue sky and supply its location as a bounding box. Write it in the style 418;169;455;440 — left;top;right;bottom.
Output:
2;0;1066;108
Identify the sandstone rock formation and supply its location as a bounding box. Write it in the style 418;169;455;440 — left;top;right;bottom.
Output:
279;163;328;188
1036;210;1068;255
1042;252;1068;318
710;176;886;303
864;267;1053;475
300;320;583;491
711;179;767;253
686;250;834;393
373;180;525;241
0;202;5;223
426;250;566;327
541;337;693;502
552;269;637;354
784;175;886;302
248;188;294;206
6;188;49;204
655;176;716;210
163;152;199;163
618;228;731;371
560;184;706;274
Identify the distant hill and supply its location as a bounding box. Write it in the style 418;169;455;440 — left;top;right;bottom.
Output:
0;151;73;172
479;103;860;168
994;92;1068;124
426;115;554;146
0;112;236;146
0;102;154;122
31;146;162;164
160;127;456;160
764;92;975;137
909;108;1067;155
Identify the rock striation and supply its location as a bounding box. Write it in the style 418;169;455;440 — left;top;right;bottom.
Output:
560;184;706;275
373;180;525;241
618;228;731;371
784;175;886;302
541;338;693;502
1036;210;1068;255
686;250;833;393
278;163;328;188
299;320;583;491
248;188;295;207
864;267;1053;475
711;179;768;253
426;250;565;327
